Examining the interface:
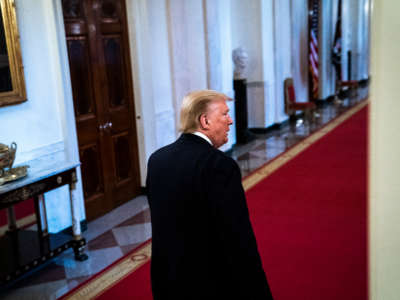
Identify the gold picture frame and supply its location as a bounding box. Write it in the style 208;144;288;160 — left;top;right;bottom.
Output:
0;0;26;107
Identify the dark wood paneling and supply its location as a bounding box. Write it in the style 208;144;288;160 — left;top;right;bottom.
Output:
79;144;104;199
67;38;94;116
62;0;84;18
62;0;141;220
112;132;131;182
103;37;126;108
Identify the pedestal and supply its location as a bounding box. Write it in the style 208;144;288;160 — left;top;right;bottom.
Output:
234;79;255;144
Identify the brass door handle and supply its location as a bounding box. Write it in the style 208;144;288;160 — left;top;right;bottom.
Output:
99;122;112;133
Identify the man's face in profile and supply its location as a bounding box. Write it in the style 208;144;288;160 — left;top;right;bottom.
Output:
205;99;233;148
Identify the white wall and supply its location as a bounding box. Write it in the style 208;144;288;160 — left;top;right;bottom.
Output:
167;0;236;151
0;0;85;232
1;1;63;152
231;0;290;128
129;0;309;157
231;0;265;128
128;0;315;174
369;0;400;299
127;0;238;184
231;0;263;82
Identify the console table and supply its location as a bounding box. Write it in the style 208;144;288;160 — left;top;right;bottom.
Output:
0;157;88;287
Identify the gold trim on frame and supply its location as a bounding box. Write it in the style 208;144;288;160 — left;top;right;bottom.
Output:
0;0;26;107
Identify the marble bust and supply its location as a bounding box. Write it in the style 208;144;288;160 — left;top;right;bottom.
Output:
232;47;249;80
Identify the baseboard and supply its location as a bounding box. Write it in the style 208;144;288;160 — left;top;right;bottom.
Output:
315;95;336;105
358;77;370;87
141;186;147;195
338;89;352;99
249;120;290;134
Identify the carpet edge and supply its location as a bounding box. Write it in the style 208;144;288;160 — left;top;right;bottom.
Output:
61;241;151;300
242;100;368;191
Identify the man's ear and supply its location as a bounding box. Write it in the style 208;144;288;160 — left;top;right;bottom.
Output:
199;114;209;129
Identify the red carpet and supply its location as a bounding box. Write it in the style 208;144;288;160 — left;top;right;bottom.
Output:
97;262;152;299
247;105;368;299
64;103;367;300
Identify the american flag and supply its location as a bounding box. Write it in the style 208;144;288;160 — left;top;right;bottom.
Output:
309;0;319;99
332;0;342;82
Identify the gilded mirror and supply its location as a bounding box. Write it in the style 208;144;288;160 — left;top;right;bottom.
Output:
0;0;26;107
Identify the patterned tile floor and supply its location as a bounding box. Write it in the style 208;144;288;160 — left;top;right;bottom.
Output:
0;88;368;300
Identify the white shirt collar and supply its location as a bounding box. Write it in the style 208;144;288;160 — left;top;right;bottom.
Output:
193;131;213;145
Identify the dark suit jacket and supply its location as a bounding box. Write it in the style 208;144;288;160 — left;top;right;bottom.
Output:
146;133;273;300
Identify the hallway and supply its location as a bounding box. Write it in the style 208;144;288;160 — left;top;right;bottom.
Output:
0;88;368;300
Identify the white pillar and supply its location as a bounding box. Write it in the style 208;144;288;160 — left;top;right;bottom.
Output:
148;0;176;148
272;0;292;122
369;0;400;299
126;0;158;185
167;0;208;128
204;0;236;150
261;0;277;127
342;0;360;81
290;0;309;103
319;0;336;99
357;0;371;80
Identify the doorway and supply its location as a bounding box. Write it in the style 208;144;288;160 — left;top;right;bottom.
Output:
62;0;141;220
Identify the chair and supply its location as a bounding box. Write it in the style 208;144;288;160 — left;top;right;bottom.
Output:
340;80;359;89
337;80;359;99
283;78;316;120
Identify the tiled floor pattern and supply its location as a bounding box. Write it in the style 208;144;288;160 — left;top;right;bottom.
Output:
0;196;151;300
0;89;368;300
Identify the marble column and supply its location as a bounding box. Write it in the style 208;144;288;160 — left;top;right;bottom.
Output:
126;0;158;184
167;0;208;127
204;0;236;150
357;0;371;80
319;0;336;99
272;0;292;122
290;0;310;103
148;0;176;148
342;0;359;81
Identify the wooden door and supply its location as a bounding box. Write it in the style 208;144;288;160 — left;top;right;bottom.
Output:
62;0;141;220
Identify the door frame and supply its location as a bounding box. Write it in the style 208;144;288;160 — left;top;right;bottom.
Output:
54;0;143;222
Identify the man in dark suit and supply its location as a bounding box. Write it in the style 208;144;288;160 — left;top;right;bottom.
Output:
146;90;273;300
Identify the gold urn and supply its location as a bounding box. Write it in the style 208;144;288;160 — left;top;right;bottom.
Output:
0;142;17;177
